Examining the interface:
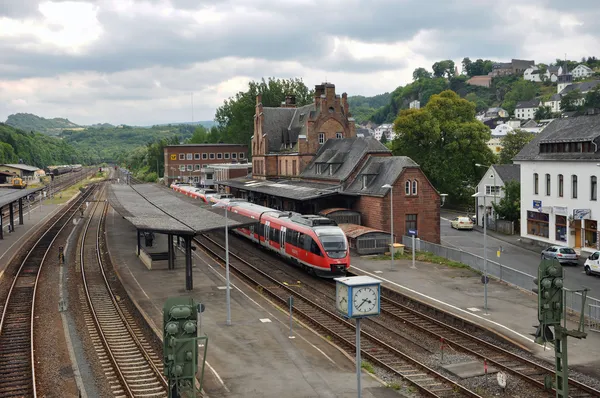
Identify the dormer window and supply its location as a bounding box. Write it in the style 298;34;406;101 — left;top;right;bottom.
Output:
317;163;329;174
361;174;375;190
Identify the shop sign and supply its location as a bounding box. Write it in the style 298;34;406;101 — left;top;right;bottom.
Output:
573;209;591;220
554;206;568;216
533;200;542;209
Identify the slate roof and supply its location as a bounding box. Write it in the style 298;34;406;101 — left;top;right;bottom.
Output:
493;164;520;184
261;103;316;153
548;65;561;74
356;128;372;138
559;80;600;95
515;99;540;109
513;115;600;161
0;187;44;208
217;178;342;200
300;137;391;182
344;156;420;196
0;164;40;172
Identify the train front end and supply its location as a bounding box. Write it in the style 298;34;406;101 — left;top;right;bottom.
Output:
313;227;350;277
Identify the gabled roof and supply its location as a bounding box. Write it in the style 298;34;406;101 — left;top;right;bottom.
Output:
559;80;600;95
548;65;561;74
514;115;600;161
0;164;40;172
344;156;419;196
493;164;520;183
515;99;540;109
300;137;390;182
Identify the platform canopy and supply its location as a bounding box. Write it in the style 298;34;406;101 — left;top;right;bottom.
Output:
0;187;44;208
108;183;255;235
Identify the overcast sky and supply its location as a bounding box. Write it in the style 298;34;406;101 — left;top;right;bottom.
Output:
1;0;599;126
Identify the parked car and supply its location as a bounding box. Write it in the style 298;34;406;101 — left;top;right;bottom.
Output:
540;246;579;266
584;251;600;276
450;216;474;230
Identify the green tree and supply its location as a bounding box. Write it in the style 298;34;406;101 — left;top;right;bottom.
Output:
412;67;432;81
465;93;488;112
379;132;388;144
502;80;537;115
498;129;535;164
492;180;520;222
188;125;209;143
391;90;495;205
584;86;600;109
432;60;455;78
560;90;582;111
534;106;553;120
215;77;313;146
461;57;472;75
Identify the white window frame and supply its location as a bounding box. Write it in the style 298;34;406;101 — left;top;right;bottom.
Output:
318;133;325;144
224;153;230;159
336;132;342;139
232;152;237;159
194;164;201;171
187;164;193;171
405;180;411;195
186;153;193;160
179;154;185;160
179;165;186;172
194;153;200;160
217;153;223;159
202;153;208;159
239;152;245;159
209;153;215;159
412;180;418;195
485;185;501;195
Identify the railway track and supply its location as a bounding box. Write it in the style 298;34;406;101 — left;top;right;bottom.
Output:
80;186;168;398
196;234;481;398
0;185;96;398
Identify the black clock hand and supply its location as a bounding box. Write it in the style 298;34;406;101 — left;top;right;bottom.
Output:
357;298;369;309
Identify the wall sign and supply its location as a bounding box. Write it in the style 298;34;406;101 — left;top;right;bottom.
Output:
170;154;177;160
554;206;568;216
533;200;542;209
573;209;591;220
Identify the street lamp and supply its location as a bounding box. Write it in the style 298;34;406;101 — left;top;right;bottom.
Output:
472;191;489;314
212;200;231;326
382;184;394;271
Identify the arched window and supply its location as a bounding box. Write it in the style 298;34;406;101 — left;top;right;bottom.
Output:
412;180;418;195
405;180;411;195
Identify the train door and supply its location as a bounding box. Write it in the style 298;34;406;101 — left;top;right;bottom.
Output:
280;227;286;255
265;221;271;247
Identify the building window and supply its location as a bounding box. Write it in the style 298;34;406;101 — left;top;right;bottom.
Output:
405;214;417;232
217;153;222;159
187;164;193;171
336;132;343;139
179;154;185;160
206;173;213;180
412;180;418;195
239;153;245;159
202;153;208;159
555;215;567;242
292;160;297;175
534;173;538;194
194;164;201;171
527;210;549;238
224;153;230;159
558;174;563;197
485;185;500;195
592;176;598;201
405;180;411;195
194;153;200;160
572;175;578;198
179;165;185;172
209;153;215;159
318;133;325;144
545;173;551;196
232;153;237;159
186;153;193;160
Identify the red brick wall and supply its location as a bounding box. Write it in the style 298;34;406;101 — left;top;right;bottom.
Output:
164;144;248;180
354;168;440;244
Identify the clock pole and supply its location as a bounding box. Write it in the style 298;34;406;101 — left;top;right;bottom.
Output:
356;317;362;398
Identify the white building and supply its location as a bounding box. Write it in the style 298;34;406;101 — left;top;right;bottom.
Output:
474;164;521;227
491;123;514;136
571;64;594;79
514;115;600;253
523;66;543;82
409;100;420;109
373;124;395;141
546;65;563;82
514;99;540;120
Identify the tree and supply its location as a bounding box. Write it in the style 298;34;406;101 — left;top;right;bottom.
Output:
462;57;472;75
560;90;582;112
584;86;600;109
498;129;535;164
379;132;388;144
215;77;314;146
392;90;496;205
465;93;488;112
502;80;537;115
432;60;455;78
534;106;553;120
188;125;209;143
492;180;520;223
412;67;432;81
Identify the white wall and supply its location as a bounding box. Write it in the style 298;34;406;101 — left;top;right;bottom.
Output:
475;166;504;226
515;107;536;120
516;160;600;248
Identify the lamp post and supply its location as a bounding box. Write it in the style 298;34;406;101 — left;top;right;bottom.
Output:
212;201;231;325
382;184;394;270
472;191;488;314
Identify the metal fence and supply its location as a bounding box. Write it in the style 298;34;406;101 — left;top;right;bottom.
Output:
402;236;600;329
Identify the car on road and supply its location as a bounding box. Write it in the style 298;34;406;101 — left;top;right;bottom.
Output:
540;245;579;266
584;251;600;276
450;217;474;230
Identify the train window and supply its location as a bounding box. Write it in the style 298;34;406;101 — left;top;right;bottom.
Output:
270;227;279;243
310;239;323;256
303;236;312;252
298;233;305;247
257;223;265;237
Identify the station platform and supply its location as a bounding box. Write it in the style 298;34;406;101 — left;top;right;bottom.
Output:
0;200;62;280
350;255;600;379
105;205;399;398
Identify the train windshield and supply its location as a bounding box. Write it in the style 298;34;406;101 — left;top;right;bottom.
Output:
319;234;348;259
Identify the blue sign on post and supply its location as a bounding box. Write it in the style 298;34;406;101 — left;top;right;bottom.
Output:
533;200;542;209
408;229;418;237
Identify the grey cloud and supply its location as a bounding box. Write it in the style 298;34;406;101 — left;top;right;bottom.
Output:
0;0;40;17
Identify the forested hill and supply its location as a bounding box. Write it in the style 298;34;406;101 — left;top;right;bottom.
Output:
5;113;82;136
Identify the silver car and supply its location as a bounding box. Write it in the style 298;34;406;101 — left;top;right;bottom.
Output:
541;245;579;266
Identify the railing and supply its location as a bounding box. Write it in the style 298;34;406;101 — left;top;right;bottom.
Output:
402;235;600;329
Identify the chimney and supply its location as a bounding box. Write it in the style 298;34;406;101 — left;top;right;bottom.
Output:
281;95;296;108
256;94;262;106
342;92;349;114
256;94;263;116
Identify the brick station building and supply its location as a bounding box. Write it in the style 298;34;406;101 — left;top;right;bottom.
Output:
217;83;441;245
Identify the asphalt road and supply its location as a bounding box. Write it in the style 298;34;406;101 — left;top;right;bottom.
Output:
440;210;600;301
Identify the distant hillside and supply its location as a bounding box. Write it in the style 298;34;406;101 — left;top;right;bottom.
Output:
150;120;216;129
347;93;392;124
5;113;82;135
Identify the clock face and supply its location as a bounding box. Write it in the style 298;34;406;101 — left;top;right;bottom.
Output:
337;283;349;314
352;286;378;315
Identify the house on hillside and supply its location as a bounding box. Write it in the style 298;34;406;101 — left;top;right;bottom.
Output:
466;76;492;88
373;124;394;141
475;164;521;228
524;67;543;82
515;99;541;120
491;59;535;77
571;64;594;79
546;65;563;82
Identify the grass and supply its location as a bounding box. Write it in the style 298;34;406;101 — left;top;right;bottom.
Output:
361;361;375;373
387;382;401;391
371;250;473;271
44;172;108;205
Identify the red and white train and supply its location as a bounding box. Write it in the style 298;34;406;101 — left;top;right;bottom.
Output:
170;183;350;277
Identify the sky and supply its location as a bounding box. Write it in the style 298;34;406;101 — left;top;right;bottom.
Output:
1;0;599;126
